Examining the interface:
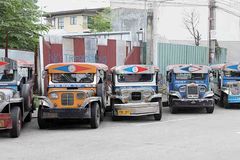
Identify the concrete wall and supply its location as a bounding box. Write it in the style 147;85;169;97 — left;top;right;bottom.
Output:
112;8;146;42
0;49;34;63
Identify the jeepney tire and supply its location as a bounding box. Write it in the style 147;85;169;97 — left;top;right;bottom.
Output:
9;107;22;138
154;102;162;121
97;83;106;108
97;83;106;119
112;113;120;121
37;108;49;129
223;94;230;109
206;107;214;114
170;106;178;114
24;112;32;123
90;103;101;129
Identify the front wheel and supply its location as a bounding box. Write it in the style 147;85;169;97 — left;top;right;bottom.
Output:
90;103;101;129
206;107;214;114
223;94;230;109
9;107;22;138
170;106;178;114
37;108;50;129
24;112;32;123
154;101;162;121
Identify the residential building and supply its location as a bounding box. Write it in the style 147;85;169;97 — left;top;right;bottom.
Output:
44;8;104;33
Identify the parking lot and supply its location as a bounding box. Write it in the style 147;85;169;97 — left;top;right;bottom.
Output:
1;105;240;160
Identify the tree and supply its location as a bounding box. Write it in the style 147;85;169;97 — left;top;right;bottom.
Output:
88;8;112;32
183;10;201;46
0;0;49;56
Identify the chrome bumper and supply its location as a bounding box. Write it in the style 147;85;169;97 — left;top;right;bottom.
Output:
113;102;160;116
171;98;214;107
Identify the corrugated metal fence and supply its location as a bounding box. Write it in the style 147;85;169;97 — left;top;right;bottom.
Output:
157;43;227;75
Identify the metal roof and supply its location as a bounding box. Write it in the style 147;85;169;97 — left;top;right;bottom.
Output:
44;8;104;17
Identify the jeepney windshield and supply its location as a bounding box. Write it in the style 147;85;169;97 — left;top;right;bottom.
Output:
117;74;153;83
52;73;94;83
0;70;15;82
224;71;240;77
175;73;206;80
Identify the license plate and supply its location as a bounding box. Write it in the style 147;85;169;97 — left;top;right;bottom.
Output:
43;112;58;118
0;120;4;128
118;110;131;116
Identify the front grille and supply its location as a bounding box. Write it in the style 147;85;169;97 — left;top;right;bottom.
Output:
131;92;141;101
61;93;74;106
187;85;198;98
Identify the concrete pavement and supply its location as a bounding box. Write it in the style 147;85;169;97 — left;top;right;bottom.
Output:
0;106;240;160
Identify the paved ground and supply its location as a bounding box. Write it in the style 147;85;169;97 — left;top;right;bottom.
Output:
1;105;240;160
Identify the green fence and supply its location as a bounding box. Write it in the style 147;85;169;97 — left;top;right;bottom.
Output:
214;47;227;64
157;43;227;75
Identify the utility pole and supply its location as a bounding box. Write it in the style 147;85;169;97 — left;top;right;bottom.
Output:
209;0;216;64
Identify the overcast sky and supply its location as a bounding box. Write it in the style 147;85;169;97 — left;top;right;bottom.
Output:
37;0;110;12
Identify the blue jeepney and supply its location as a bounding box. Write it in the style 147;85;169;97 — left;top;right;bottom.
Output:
110;65;162;121
166;64;214;114
211;63;240;108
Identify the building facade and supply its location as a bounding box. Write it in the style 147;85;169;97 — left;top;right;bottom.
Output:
45;8;104;33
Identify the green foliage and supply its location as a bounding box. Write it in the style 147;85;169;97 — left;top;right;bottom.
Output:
0;0;49;51
88;8;112;32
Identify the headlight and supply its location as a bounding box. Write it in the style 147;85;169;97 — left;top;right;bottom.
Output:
77;92;86;99
121;90;129;98
179;86;186;92
49;92;58;99
199;86;206;92
0;95;4;101
0;92;5;101
143;90;153;97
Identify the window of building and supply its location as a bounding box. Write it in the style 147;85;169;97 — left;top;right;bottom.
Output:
58;17;64;29
70;16;77;25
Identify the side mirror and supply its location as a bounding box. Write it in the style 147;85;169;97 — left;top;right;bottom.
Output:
42;70;47;79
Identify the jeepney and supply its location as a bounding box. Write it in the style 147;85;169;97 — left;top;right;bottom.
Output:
110;65;162;121
0;57;34;138
38;63;108;129
166;64;214;114
211;63;240;108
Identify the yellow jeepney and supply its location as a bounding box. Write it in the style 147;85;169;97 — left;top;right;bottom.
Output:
37;63;108;129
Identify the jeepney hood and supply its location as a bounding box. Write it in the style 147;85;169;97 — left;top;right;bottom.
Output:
170;82;211;99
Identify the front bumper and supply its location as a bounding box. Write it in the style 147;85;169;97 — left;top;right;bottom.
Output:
228;95;240;104
113;102;160;117
0;113;12;130
171;98;214;108
40;107;91;119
